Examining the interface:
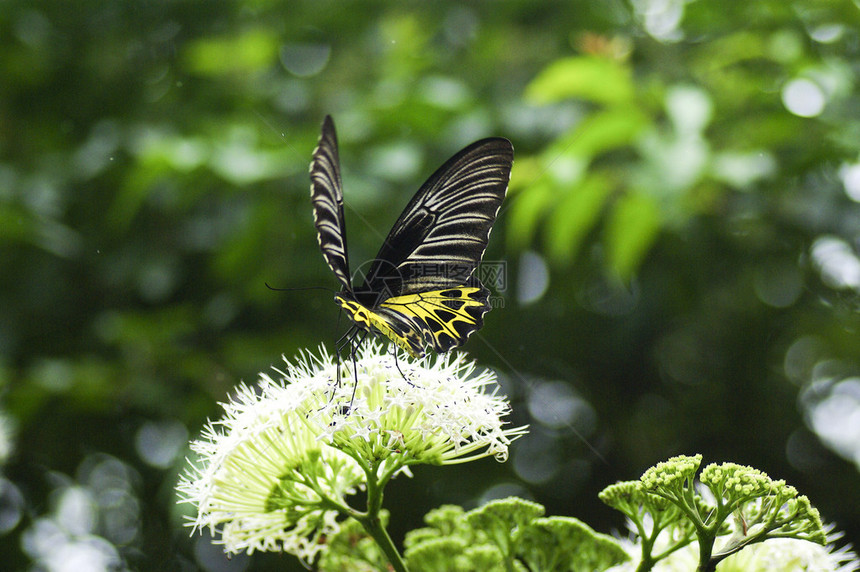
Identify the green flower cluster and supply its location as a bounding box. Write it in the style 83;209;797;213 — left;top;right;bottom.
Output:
600;454;830;572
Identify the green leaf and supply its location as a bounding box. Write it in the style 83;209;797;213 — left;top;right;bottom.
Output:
525;56;635;105
0;204;36;244
465;497;545;558
508;155;544;194
183;29;279;75
552;106;650;159
514;516;629;571
461;545;509;571
546;171;613;265
405;537;470;572
465;497;545;533
510;106;649;262
405;503;515;572
507;180;555;250
421;505;468;538
606;191;661;279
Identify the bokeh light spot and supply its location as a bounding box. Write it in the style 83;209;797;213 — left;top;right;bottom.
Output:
517;250;549;305
803;376;860;469
135;420;188;469
783;335;827;385
811;236;860;290
512;431;562;485
782;78;826;117
279;43;330;77
838;162;860;202
0;478;24;534
527;380;596;434
753;261;802;308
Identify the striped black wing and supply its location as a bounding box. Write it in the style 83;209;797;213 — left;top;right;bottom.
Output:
310;115;352;293
360;137;513;298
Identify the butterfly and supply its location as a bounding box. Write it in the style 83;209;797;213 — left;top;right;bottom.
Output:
310;115;513;369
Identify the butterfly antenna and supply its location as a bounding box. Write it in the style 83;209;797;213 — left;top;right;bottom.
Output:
265;283;336;294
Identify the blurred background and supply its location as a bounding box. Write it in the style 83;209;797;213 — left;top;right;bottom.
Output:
3;0;860;570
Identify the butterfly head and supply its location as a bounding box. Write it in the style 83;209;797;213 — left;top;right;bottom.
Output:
334;290;357;311
334;291;373;332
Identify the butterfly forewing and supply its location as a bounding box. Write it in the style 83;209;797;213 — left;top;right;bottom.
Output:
361;138;513;297
310;115;352;293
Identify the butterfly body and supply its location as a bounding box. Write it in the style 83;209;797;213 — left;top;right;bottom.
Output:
334;291;424;357
311;115;512;359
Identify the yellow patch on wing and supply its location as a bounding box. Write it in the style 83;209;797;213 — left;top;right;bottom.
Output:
336;287;491;358
379;287;490;353
335;296;425;358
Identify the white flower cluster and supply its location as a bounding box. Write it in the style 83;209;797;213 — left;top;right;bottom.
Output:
304;341;525;466
177;341;525;561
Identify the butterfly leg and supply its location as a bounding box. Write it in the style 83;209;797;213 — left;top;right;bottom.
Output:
328;326;363;414
334;327;353;391
390;345;414;386
334;325;362;399
333;309;346;390
343;329;368;411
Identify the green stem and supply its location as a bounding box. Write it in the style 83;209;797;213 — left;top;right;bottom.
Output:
635;529;656;572
357;512;408;572
696;530;716;572
355;460;408;572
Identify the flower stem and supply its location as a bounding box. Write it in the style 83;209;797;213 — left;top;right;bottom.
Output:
696;534;715;572
353;459;408;572
357;513;408;572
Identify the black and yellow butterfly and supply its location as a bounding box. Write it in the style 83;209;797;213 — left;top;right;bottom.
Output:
310;115;513;365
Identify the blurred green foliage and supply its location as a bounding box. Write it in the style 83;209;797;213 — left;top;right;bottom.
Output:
2;0;860;570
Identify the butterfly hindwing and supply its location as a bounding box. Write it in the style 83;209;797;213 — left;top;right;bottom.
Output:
378;286;491;353
310;115;352;293
335;286;490;358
